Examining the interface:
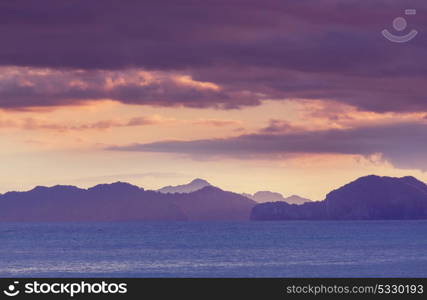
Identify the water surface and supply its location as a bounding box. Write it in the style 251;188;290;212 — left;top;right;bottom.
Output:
0;221;426;277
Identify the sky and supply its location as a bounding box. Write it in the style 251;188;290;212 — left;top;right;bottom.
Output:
1;0;427;200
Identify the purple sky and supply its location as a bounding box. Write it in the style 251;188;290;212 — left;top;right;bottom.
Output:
1;0;426;198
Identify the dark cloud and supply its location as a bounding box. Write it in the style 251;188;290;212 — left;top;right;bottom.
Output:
0;68;259;109
108;122;427;171
0;0;422;71
0;1;427;111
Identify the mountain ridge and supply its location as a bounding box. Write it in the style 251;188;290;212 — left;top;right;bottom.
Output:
244;191;311;204
251;175;427;221
2;175;427;222
0;181;255;222
157;178;211;194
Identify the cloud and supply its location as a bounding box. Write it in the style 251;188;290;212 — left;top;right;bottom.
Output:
192;119;242;127
260;120;307;134
0;114;241;132
0;1;426;112
0;67;258;110
0;0;422;72
0;115;173;131
108;121;427;171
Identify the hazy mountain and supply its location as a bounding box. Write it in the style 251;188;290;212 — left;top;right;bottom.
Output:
0;182;255;222
158;178;211;194
172;186;256;221
251;175;427;221
245;191;311;204
284;195;312;205
250;191;284;202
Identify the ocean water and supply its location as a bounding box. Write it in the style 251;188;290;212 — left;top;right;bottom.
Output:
0;221;426;277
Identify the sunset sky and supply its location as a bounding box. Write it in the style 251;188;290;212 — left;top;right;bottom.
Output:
1;0;427;200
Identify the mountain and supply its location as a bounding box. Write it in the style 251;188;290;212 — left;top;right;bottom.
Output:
244;191;311;204
158;178;211;194
3;175;426;222
0;182;185;222
0;182;255;222
172;186;256;221
284;195;312;205
251;175;427;221
250;191;284;202
324;175;427;220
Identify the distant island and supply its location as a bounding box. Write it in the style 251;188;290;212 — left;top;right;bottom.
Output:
1;175;427;222
251;175;427;221
243;191;312;205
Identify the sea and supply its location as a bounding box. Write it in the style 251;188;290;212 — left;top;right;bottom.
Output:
0;220;426;277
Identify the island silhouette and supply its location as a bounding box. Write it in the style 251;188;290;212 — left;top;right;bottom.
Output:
1;175;426;222
251;175;427;220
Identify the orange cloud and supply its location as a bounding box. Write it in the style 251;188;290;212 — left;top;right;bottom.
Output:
191;119;242;127
0;115;242;132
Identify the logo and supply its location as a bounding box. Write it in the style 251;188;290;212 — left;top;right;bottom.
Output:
3;281;20;297
382;9;418;43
